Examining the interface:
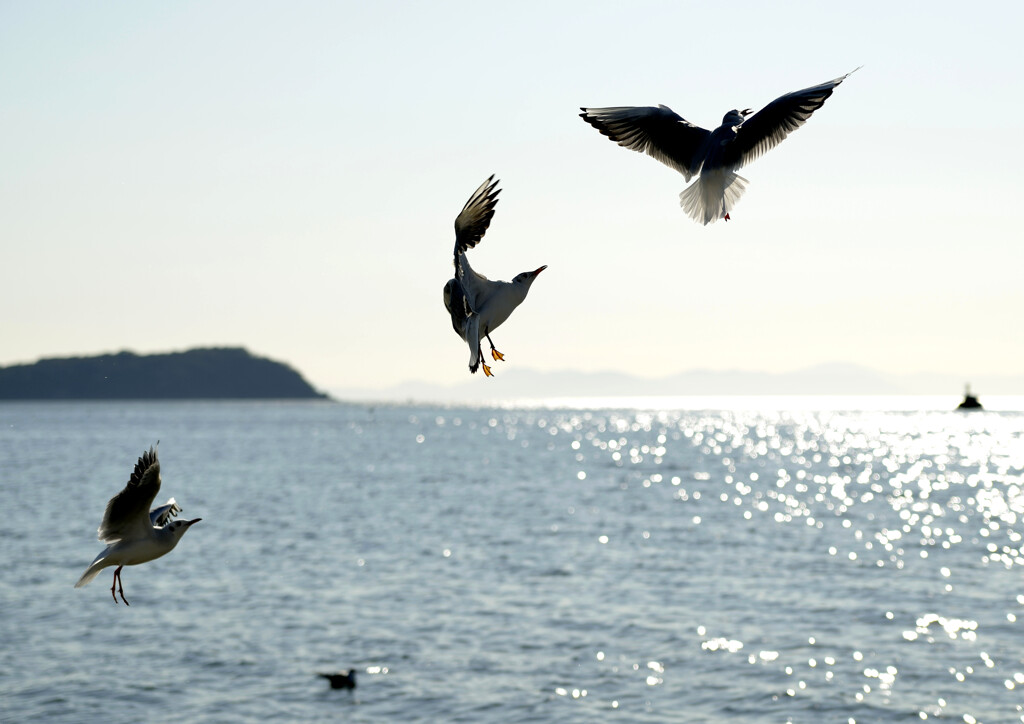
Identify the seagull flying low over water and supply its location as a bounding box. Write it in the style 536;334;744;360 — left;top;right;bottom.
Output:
75;446;200;605
580;68;859;225
443;176;546;377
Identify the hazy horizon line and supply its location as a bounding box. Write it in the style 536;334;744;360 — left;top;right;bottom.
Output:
331;362;1024;402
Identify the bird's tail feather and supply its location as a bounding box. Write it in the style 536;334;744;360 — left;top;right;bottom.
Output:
679;170;748;225
74;555;112;588
466;316;481;373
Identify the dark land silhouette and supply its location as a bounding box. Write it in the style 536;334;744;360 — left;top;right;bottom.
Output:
956;384;983;410
0;347;327;400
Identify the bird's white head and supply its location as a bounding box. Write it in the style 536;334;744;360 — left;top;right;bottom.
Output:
167;517;201;541
722;108;752;127
513;265;547;288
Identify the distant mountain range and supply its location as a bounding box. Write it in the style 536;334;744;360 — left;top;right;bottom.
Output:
0;347;327;400
334;362;1024;402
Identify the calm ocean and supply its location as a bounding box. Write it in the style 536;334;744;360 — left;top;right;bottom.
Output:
1;399;1022;723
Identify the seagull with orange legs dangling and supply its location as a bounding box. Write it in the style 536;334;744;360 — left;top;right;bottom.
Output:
443;176;546;377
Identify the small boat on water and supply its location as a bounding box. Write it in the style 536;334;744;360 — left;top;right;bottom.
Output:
956;384;983;410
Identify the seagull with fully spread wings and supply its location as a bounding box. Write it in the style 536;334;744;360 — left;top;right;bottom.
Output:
75;445;200;605
580;68;859;225
443;176;546;377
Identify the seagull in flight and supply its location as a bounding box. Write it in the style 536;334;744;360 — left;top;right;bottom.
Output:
580;68;859;225
75;445;200;605
443;176;546;377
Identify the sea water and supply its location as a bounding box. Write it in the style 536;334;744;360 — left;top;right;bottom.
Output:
1;399;1022;723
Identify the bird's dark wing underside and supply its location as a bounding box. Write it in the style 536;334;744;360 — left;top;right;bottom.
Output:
725;70;857;169
454;176;501;257
98;447;162;541
580;105;710;181
443;277;472;338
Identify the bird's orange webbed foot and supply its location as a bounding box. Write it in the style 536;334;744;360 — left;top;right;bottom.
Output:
490;348;505;362
724;213;730;221
482;363;494;377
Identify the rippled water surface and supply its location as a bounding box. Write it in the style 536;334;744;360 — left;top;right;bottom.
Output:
1;399;1023;722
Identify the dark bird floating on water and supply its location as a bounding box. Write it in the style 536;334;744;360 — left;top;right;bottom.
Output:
319;669;357;689
580;68;859;225
443;176;546;377
75;446;201;605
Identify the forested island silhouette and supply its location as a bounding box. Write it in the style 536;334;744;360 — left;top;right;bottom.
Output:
0;347;326;400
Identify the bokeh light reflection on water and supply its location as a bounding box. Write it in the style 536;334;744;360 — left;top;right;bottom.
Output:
489;403;1024;722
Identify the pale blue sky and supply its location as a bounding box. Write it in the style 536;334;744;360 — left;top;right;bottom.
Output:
2;1;1021;391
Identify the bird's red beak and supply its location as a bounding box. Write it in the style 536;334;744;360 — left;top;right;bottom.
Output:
533;265;548;275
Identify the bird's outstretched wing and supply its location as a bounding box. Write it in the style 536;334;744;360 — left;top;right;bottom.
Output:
150;498;181;527
580;105;711;181
97;446;162;542
725;68;859;169
454;176;501;257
